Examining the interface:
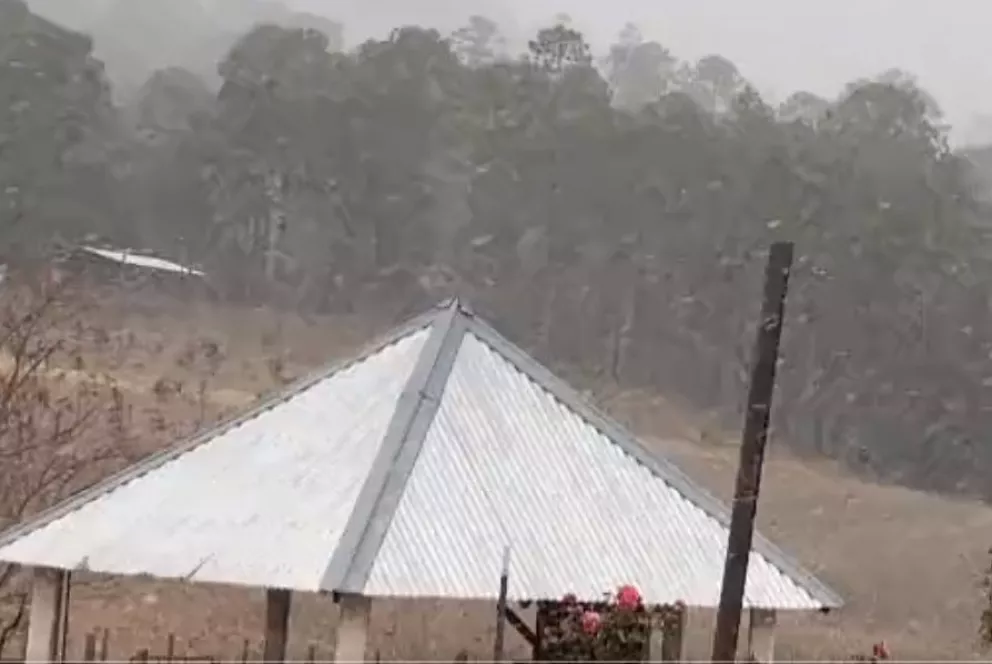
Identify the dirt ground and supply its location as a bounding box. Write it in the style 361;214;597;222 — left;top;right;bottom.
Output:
16;293;992;661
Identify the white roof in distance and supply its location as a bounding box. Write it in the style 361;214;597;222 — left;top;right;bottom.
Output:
0;300;842;610
79;245;205;276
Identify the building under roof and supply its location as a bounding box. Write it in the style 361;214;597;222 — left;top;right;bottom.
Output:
0;299;841;663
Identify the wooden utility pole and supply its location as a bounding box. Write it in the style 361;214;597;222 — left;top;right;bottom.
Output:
711;241;794;663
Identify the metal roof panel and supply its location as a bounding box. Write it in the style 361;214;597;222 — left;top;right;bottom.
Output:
0;326;430;591
363;323;839;609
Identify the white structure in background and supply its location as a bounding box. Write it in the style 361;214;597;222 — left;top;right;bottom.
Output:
78;245;205;277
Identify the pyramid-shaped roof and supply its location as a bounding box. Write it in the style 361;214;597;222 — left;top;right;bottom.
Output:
0;300;841;610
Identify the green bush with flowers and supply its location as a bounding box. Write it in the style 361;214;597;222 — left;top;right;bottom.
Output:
541;584;686;661
537;584;893;661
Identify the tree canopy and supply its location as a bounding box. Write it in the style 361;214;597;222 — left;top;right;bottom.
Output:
7;1;992;500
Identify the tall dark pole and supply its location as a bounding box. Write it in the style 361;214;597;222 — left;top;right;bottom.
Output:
711;241;794;663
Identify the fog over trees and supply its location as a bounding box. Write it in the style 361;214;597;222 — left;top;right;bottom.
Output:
8;0;992;500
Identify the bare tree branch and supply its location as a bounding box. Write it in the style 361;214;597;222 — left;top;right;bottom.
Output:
0;285;133;642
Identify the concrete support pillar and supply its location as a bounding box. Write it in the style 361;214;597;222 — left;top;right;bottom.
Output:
334;593;371;663
25;567;66;664
648;627;665;662
747;608;777;663
262;588;292;663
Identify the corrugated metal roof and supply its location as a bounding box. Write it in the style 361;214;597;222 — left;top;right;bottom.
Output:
0;321;432;591
0;300;841;610
362;330;825;609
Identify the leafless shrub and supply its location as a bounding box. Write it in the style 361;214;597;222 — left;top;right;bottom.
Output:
0;283;133;654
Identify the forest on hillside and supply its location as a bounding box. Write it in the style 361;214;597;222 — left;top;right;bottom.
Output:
5;0;992;500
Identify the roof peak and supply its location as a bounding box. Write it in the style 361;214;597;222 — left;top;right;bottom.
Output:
320;301;468;592
435;296;474;318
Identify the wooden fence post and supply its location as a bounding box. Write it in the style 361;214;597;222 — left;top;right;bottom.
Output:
58;572;71;664
165;633;175;662
83;633;97;662
99;628;109;661
493;545;511;663
533;604;547;662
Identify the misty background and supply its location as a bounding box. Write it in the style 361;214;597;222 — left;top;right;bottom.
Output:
320;0;992;147
28;0;992;145
9;0;992;511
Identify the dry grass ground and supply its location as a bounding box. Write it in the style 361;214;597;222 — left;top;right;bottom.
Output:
19;293;992;661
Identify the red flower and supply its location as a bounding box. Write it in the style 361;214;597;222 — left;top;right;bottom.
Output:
580;610;602;635
872;641;890;660
615;584;642;610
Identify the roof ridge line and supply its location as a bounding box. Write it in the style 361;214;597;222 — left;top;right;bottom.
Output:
463;316;843;610
0;307;439;555
320;300;469;594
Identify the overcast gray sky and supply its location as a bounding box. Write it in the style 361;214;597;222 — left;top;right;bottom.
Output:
294;0;992;145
